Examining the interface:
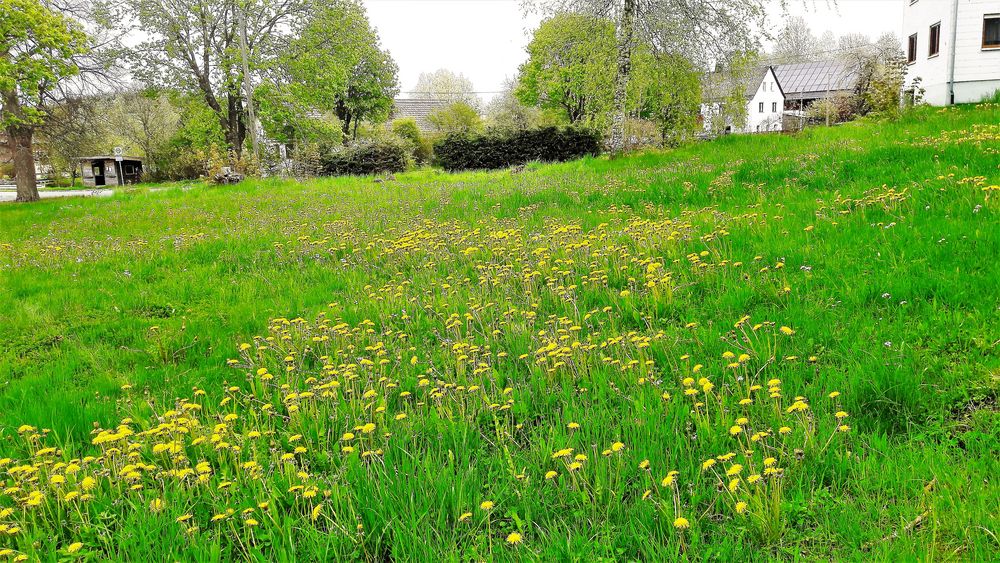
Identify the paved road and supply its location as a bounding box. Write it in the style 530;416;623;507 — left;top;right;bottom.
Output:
0;189;113;203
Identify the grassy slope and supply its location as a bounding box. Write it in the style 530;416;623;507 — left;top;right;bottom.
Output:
0;105;998;559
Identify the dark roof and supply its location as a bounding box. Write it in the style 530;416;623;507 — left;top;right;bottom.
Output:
390;98;451;131
702;66;782;103
773;60;858;101
76;155;144;161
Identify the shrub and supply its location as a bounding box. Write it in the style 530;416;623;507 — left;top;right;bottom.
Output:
391;118;433;165
427;102;484;137
434;126;601;171
320;139;411;176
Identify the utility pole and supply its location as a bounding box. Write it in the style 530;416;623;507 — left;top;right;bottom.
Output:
826;71;832;127
237;0;261;163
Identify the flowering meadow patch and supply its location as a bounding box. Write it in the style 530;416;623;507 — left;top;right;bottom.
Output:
0;104;997;560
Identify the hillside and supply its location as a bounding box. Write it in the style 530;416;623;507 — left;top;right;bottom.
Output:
0;105;998;560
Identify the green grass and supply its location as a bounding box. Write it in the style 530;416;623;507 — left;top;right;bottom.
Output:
0;104;998;560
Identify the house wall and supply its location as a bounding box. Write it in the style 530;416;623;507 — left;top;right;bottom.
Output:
903;0;1000;105
744;69;785;133
699;69;785;135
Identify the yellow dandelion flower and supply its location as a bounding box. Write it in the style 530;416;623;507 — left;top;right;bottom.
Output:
458;512;472;522
506;532;523;545
67;543;83;554
701;459;716;471
479;500;494;510
673;517;690;530
735;501;748;514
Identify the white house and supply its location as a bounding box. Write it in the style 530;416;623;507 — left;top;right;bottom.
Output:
700;66;785;135
902;0;1000;105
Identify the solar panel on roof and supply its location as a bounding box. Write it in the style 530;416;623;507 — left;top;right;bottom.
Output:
773;60;858;99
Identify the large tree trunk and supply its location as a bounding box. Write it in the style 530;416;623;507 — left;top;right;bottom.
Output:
608;0;637;157
9;126;39;202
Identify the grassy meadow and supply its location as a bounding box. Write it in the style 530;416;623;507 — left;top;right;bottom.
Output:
0;104;998;560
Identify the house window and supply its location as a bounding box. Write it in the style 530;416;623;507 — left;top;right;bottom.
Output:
929;23;940;56
907;33;917;63
985;15;1000;49
759;102;764;113
772;102;778;112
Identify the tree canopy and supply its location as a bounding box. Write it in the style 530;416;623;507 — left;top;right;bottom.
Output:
411;69;481;109
516;12;702;141
270;0;398;142
127;0;307;156
1;0;89;201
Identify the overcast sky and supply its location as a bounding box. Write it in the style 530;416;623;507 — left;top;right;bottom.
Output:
364;0;904;103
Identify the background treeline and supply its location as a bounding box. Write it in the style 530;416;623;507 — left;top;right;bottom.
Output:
10;0;912;189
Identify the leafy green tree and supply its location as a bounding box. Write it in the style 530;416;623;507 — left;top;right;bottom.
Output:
525;0;791;155
411;69;481;109
427;102;483;137
264;0;398;143
485;78;544;132
517;13;701;142
255;82;342;150
516;13;616;126
37;96;104;187
0;0;88;201
128;0;306;158
391;118;432;164
629;51;701;145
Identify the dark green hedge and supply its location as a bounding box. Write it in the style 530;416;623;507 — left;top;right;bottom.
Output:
321;140;411;176
434;126;602;171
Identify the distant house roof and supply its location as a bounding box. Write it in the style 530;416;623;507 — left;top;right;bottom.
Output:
702;65;783;103
773;60;859;101
76;155;144;161
390;98;451;131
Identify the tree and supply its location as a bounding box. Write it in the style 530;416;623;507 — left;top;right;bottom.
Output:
630;51;700;145
426;102;483;137
271;0;398;142
411;69;481;109
107;90;181;173
525;0;785;156
517;13;701;142
485;77;543;132
128;0;306;159
37;96;104;186
771;16;821;63
1;0;89;201
515;13;616;126
840;33;906;116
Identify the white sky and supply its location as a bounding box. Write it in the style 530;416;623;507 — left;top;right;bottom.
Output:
364;0;904;103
